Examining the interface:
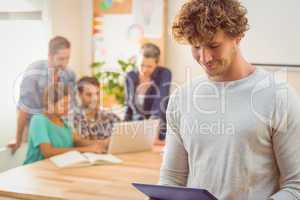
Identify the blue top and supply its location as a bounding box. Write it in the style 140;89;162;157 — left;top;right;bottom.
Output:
23;114;74;165
124;66;172;139
17;60;76;119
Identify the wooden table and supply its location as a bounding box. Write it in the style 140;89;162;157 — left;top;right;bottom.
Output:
0;148;163;200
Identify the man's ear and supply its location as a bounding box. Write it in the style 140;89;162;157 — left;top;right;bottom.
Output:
48;53;53;61
235;37;241;45
235;34;244;45
155;58;160;65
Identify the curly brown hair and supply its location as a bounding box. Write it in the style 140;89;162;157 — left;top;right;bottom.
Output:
172;0;249;46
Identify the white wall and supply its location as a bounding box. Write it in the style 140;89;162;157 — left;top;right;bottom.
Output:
47;0;299;91
46;0;93;76
166;0;204;86
0;0;93;148
0;0;48;147
0;0;44;12
241;0;300;65
166;0;300;94
80;0;94;76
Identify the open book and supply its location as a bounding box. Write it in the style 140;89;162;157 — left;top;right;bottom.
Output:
50;151;122;168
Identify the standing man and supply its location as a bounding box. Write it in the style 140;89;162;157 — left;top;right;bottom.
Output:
159;0;300;199
8;36;76;153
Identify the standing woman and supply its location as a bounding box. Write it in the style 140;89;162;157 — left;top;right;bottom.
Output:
24;84;105;165
124;43;172;142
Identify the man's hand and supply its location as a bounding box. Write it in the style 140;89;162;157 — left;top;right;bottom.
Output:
96;138;110;153
9;109;28;154
7;140;21;154
87;142;107;154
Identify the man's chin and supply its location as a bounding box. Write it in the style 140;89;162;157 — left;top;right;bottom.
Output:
54;66;67;71
60;66;67;71
204;68;224;80
85;106;98;111
204;67;218;76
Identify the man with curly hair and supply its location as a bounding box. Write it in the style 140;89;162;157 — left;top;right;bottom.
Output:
157;0;300;199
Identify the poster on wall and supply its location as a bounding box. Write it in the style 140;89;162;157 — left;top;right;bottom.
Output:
93;0;166;68
132;0;163;38
95;14;139;71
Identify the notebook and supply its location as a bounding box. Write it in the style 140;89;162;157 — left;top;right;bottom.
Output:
50;151;122;168
132;183;218;200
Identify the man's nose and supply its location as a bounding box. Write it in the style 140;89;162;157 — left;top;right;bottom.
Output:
198;48;213;64
62;58;69;67
91;95;99;102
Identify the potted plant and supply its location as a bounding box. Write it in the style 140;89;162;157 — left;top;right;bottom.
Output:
91;59;135;107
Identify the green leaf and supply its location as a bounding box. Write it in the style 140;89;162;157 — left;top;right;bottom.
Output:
118;60;126;66
95;72;102;79
91;61;105;69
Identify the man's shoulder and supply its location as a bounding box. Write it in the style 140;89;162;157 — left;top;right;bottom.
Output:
125;69;138;83
251;68;290;93
178;75;208;92
24;60;48;76
167;75;204;99
26;60;48;71
21;60;48;85
64;68;76;79
71;107;83;117
155;66;172;80
126;69;138;77
157;66;171;74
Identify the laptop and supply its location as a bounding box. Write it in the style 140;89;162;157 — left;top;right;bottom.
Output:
107;119;160;154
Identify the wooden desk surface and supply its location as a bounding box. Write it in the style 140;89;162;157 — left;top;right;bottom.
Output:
0;147;163;200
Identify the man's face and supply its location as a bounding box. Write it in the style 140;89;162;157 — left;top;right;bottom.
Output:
191;31;240;79
49;48;70;70
137;56;158;78
79;83;100;110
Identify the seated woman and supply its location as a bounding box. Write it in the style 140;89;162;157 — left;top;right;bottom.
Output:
124;43;172;142
72;77;120;140
24;84;106;165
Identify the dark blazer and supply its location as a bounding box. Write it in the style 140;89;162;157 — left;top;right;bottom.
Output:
124;66;172;139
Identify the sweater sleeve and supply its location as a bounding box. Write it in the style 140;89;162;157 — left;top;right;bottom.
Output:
269;85;300;200
150;68;172;120
124;72;134;121
159;89;189;186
